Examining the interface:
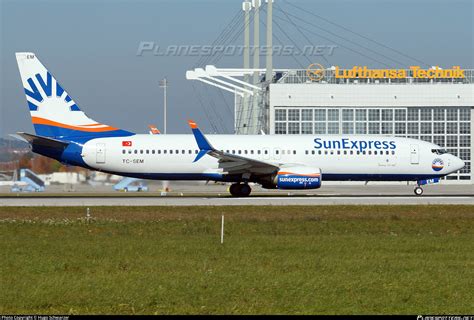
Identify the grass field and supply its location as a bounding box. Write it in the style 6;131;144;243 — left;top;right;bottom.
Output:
1;205;473;314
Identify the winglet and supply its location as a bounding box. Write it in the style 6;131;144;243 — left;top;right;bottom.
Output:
148;125;160;135
188;120;198;129
188;120;214;162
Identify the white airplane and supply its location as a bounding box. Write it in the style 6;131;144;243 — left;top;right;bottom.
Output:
13;53;465;196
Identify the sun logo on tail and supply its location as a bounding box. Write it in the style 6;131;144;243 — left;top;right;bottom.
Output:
24;72;79;112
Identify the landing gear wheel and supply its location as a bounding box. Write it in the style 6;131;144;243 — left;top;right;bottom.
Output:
229;183;252;197
414;186;423;196
229;183;240;197
239;184;252;197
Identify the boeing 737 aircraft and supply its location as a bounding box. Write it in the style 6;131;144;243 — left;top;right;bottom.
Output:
13;53;465;196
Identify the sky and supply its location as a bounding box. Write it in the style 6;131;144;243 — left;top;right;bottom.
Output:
0;0;473;137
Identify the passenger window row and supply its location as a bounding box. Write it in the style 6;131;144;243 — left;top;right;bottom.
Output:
305;150;396;155
121;149;277;155
123;149;198;155
121;149;395;156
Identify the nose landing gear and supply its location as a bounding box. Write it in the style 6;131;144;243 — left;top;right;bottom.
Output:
229;183;252;197
414;186;424;196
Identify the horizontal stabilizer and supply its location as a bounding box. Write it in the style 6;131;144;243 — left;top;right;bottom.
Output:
13;132;69;150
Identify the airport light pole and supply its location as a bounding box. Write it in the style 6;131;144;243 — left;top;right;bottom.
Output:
159;78;168;134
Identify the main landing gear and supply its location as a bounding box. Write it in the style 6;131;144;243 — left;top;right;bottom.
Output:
414;186;424;196
229;183;252;197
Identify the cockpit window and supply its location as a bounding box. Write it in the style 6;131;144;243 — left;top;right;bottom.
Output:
431;148;447;155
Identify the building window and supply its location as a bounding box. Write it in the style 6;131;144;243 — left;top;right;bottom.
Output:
447;136;458;147
460;108;470;121
288;109;300;121
328;123;339;134
434;123;445;134
433;136;445;147
395;123;406;135
459;149;470;160
301;109;313;121
355;123;367;134
342;122;354;134
301;122;313;134
447;109;458;121
420;109;432;121
315;122;326;134
368;123;380;134
288;123;300;134
369;109;380;121
421;136;432;143
420;123;432;134
408;108;419;121
434;108;445;121
355;109;367;121
328;109;339;121
382;109;393;121
447;123;458;134
275;122;287;134
460;123;470;134
342;109;354;121
275;109;287;121
407;123;419;134
382;122;393;134
460;136;470;147
315;109;326;121
395;109;406;121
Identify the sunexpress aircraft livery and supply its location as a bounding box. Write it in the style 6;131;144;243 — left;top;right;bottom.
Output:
14;53;465;196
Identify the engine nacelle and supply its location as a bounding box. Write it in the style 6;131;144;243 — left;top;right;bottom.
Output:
274;166;322;190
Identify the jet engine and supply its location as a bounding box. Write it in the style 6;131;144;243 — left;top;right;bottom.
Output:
272;166;322;189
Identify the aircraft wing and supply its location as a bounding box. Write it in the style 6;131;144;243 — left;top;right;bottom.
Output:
188;120;279;176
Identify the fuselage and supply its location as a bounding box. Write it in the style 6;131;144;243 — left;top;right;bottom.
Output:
79;134;464;183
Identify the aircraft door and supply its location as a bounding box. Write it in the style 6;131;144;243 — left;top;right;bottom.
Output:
410;144;419;164
96;143;106;164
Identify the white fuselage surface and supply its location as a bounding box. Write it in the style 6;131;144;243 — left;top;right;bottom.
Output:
81;134;463;183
